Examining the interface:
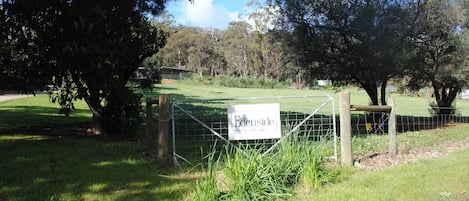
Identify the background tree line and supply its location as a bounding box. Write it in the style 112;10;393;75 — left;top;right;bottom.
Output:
144;17;303;84
146;0;468;113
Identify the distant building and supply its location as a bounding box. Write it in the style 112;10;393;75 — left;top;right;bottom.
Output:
159;66;193;80
317;80;332;86
460;89;469;100
134;66;151;80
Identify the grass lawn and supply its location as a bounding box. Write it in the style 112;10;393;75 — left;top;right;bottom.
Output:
293;148;469;201
148;81;469;117
0;134;196;201
0;94;91;131
1;82;468;200
1;128;467;200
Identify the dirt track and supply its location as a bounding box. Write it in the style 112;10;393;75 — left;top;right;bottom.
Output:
355;137;469;171
0;94;33;102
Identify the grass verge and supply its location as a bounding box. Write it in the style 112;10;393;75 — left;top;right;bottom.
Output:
0;94;91;131
351;124;469;155
293;148;469;201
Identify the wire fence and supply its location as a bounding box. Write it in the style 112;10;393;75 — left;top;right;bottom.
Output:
170;96;337;166
351;111;469;136
148;94;468;165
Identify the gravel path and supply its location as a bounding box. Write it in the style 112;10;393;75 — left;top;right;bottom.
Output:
355;137;469;171
0;94;33;102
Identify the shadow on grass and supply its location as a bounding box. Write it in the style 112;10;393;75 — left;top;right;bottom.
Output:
0;135;194;201
0;105;92;133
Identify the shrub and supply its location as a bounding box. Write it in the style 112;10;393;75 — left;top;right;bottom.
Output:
186;75;292;89
221;145;292;200
192;134;347;200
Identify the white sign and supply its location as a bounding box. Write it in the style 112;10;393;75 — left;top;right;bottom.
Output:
227;103;281;140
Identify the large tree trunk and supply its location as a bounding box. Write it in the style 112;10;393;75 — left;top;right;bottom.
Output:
380;81;387;105
85;95;110;135
362;82;379;105
434;86;460;115
92;110;108;135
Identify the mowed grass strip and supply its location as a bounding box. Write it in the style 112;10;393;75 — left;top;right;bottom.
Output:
292;148;469;201
0;94;91;131
149;81;469;117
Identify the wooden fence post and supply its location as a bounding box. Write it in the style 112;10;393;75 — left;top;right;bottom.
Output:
340;92;353;166
388;98;397;156
146;98;154;146
157;94;170;166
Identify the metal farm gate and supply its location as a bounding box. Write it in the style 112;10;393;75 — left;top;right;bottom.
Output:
171;95;337;166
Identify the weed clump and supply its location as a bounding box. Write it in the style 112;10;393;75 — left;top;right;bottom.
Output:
191;137;348;200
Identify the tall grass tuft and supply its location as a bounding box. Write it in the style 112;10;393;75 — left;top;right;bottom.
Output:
276;133;343;191
191;132;349;200
192;145;221;201
221;145;292;200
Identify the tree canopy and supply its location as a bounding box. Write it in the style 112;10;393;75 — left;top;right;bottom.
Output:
269;0;418;105
1;0;168;135
406;0;469;114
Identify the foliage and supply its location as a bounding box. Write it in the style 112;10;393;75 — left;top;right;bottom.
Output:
188;74;293;89
148;26;226;76
406;0;469;115
146;21;301;84
269;0;416;105
192;134;343;201
192;145;221;201
1;0;168;135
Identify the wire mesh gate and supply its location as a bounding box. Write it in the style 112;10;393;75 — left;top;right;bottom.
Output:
171;95;337;166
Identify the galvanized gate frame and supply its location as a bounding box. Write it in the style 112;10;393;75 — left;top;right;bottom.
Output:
171;95;337;164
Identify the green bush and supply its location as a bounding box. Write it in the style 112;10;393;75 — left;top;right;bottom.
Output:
221;146;292;200
192;135;347;200
185;75;292;89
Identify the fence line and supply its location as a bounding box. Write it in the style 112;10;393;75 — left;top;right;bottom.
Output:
351;112;469;136
171;95;337;166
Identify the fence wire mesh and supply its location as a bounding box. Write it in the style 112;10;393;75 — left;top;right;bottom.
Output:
352;112;469;136
171;96;336;166
350;108;469;156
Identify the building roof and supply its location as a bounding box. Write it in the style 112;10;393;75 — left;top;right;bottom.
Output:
159;66;193;72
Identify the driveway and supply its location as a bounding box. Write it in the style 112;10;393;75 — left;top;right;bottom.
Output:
0;94;33;102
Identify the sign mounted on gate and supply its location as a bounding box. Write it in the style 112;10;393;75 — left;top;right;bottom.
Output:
227;103;281;140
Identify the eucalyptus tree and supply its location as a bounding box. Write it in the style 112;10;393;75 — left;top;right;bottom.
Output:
269;0;415;105
223;21;253;76
200;29;225;76
1;0;168;135
407;0;469;115
150;26;225;76
261;30;293;81
156;27;196;68
247;0;274;78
